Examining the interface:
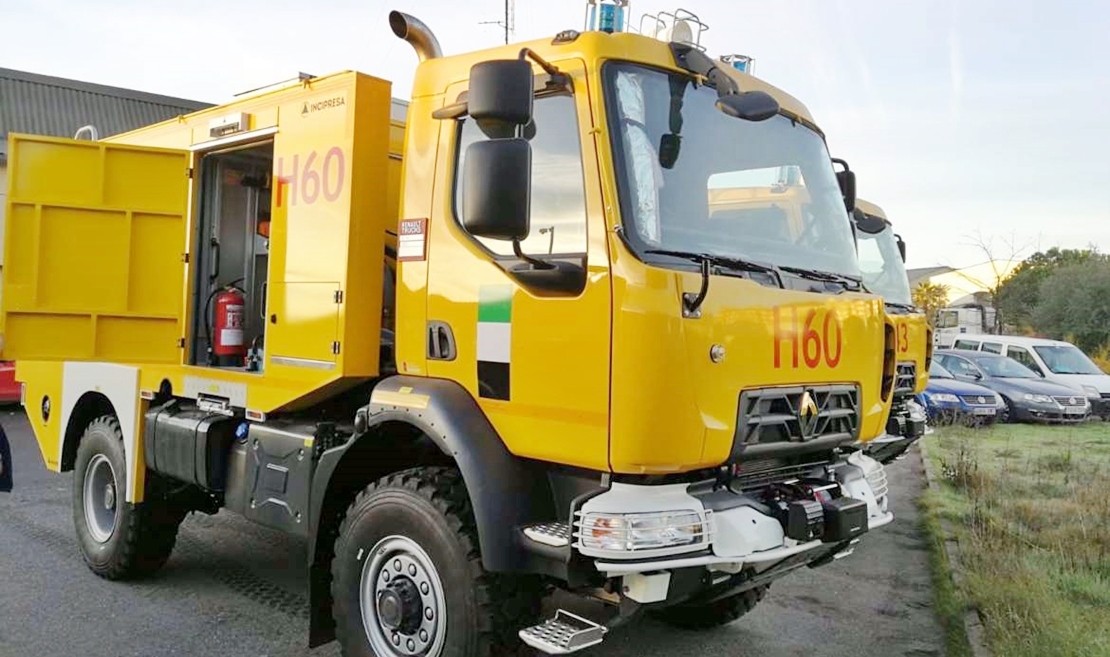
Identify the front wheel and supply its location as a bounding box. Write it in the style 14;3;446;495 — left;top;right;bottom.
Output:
330;467;543;657
653;584;769;630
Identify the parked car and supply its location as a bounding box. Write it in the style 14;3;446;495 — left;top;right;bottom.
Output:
916;360;1002;426
948;334;1110;418
935;349;1091;423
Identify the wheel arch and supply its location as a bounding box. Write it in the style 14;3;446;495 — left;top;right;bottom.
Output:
305;375;557;648
60;391;115;472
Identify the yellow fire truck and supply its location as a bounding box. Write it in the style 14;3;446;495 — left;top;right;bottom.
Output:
851;198;931;462
2;7;897;655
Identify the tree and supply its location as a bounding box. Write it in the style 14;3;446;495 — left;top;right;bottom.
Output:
912;281;950;327
947;229;1034;333
996;246;1108;332
1031;260;1110;352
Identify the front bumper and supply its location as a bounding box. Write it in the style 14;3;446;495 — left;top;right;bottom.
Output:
1014;402;1089;423
574;453;893;579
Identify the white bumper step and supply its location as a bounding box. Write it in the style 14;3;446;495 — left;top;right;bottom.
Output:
519;609;607;654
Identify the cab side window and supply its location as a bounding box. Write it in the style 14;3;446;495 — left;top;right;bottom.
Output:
953;339;980;351
1007;346;1043;375
454;93;587;257
981;342;1003;354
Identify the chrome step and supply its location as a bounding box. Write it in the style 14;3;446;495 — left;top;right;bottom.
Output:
519;610;607;655
521;522;572;548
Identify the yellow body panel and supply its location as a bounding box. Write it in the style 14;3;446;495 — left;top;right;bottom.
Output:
13;360;65;470
4;72;397;414
2;136;190;364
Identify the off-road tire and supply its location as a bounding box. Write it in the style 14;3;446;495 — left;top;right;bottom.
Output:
72;415;186;580
654;584;769;630
330;466;544;657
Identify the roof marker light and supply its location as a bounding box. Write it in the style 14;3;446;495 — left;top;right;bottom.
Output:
721;54;754;74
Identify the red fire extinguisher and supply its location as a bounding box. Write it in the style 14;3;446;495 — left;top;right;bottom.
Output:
211;285;246;366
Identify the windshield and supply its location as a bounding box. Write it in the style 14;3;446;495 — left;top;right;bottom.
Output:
1033;344;1105;375
974;355;1039;378
930;361;955;379
604;63;860;279
855;218;913;305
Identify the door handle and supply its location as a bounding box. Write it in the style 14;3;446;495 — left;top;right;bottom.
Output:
427;321;456;361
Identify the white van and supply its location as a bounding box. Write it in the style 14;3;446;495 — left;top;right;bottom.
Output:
947;334;1110;418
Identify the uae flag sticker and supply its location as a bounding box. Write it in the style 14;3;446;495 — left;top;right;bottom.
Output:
477;285;512;401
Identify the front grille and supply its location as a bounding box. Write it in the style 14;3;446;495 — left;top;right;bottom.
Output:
895;362;917;395
959;394;995;406
1053;395;1085;408
733;384;861;460
732;456;831;491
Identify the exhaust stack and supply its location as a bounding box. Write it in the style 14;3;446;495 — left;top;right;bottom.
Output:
389;11;443;62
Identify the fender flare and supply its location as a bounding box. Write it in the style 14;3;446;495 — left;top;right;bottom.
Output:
307;375;555;573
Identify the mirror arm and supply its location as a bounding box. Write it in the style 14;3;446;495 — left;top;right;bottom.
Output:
518;48;571;90
513;239;555;270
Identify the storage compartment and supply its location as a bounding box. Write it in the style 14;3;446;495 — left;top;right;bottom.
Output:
142;401;239;490
190;140;273;370
228;421;316;536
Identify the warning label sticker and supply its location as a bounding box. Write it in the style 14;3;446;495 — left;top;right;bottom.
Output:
397;218;428;262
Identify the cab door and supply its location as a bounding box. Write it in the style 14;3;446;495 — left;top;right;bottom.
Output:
423;59;612;471
1;135;190;364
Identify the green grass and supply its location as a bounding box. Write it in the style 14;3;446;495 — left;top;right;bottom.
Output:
921;421;1110;657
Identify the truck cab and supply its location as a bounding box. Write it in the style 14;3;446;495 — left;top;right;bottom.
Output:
851;198;931;462
2;7;897;655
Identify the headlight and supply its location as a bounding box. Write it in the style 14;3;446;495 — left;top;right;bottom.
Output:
995;393;1005;407
929;393;960;403
1083;385;1100;398
1023;393;1054;404
576;511;710;553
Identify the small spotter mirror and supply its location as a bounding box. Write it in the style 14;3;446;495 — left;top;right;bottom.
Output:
715;91;780;122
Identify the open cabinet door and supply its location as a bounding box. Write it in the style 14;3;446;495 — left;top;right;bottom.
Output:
1;135;191;364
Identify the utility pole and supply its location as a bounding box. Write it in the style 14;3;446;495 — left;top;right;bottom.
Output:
480;0;514;44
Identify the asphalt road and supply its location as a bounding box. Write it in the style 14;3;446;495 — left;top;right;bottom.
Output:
0;409;945;657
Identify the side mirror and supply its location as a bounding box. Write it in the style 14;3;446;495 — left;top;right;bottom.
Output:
461;139;531;242
467;59;534;127
830;158;855;213
896;234;906;262
715;91;780;122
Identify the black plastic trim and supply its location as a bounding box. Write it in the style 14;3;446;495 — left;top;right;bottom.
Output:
307;375;556;573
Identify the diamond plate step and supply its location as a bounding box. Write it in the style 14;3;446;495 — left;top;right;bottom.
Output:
519;609;607;654
521;522;572;548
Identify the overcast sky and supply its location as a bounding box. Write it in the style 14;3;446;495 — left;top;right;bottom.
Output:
6;0;1108;269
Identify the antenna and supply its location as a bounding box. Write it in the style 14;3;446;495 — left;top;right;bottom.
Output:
480;0;515;44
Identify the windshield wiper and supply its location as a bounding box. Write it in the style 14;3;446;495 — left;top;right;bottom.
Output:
778;265;862;291
883;300;918;312
645;249;782;316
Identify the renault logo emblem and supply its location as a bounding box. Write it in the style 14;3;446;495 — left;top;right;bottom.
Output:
798;390;820;438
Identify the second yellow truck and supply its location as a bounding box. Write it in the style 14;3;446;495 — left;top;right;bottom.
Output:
2;8;897;655
851;198;931;463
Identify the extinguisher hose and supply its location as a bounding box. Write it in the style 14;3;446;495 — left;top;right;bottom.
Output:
203;278;245;360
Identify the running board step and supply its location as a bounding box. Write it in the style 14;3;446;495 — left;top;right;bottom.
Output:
519;610;607;655
521;522;571;548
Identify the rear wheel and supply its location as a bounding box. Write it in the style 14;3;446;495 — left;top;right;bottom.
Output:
654;584;769;630
72;415;185;580
330;466;543;657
